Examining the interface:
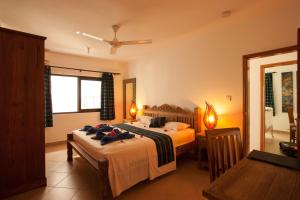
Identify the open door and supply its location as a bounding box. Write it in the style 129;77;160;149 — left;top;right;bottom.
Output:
298;28;300;159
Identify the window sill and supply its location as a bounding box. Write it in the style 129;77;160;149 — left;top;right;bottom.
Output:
53;109;101;115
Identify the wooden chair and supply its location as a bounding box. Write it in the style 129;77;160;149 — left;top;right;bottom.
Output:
205;128;243;182
287;107;297;143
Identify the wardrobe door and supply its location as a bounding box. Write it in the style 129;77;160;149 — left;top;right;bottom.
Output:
0;28;46;198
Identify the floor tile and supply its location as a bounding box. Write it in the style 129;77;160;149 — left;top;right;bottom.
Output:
5;187;52;200
41;187;77;200
6;144;210;200
46;171;69;186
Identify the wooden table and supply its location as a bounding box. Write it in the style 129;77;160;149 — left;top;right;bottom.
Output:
203;156;300;200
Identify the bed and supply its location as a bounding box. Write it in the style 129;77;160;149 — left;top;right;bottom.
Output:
67;104;201;200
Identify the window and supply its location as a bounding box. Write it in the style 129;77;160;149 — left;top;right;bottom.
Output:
51;75;101;114
80;79;101;110
51;75;78;113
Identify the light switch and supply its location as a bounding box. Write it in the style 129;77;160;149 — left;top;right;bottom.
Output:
226;95;232;101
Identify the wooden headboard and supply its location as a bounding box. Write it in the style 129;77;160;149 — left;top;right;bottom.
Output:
143;104;201;133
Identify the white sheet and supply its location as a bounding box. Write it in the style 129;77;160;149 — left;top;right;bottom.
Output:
72;122;195;197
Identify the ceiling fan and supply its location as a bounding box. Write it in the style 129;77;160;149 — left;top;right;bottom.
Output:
76;25;152;54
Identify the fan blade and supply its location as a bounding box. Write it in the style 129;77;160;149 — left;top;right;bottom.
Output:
120;40;152;45
110;47;117;54
76;31;110;43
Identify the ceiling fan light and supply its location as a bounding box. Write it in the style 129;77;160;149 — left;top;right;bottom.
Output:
82;32;103;41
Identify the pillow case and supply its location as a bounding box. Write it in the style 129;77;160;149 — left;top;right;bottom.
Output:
149;117;166;128
137;115;153;125
164;122;190;131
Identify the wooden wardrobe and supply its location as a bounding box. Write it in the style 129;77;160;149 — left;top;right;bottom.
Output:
0;28;46;198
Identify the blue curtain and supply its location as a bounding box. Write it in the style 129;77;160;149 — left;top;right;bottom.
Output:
100;73;115;120
265;73;275;116
44;66;53;127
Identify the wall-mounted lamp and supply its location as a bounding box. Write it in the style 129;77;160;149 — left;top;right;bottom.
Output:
129;100;137;120
203;101;218;129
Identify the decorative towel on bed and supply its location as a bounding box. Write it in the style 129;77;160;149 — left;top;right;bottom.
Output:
114;123;174;167
100;129;135;145
80;124;114;135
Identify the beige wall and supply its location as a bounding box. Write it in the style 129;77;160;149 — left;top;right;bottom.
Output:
127;0;300;134
45;51;127;143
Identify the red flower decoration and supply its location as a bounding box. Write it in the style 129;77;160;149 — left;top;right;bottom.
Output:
108;130;117;137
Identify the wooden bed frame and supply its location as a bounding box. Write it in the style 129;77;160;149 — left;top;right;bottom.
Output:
67;104;201;200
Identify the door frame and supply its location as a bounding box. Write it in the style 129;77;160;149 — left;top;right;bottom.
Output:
123;78;136;119
260;60;297;151
297;28;300;160
242;45;297;154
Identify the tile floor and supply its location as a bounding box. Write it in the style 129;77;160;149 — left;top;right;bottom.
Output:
265;130;290;155
6;143;210;200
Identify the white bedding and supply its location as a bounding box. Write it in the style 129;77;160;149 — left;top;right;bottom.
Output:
72;122;195;197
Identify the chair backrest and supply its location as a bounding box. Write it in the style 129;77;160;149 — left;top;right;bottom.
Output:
205;128;243;182
287;107;295;124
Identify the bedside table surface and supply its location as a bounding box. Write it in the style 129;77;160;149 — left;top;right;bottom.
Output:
123;119;137;123
196;132;206;138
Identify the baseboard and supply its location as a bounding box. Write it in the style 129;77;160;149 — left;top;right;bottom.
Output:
45;140;66;147
272;130;289;134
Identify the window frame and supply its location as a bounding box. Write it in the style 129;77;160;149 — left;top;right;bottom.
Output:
51;74;102;114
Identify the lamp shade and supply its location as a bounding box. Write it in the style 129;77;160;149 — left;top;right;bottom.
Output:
203;101;218;129
129;101;137;119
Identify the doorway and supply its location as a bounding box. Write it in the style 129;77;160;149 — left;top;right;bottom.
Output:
243;46;299;156
261;60;298;155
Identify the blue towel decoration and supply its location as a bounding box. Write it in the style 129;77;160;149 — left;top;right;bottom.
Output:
80;124;135;144
101;128;135;145
80;124;114;135
98;125;114;132
91;131;106;140
80;125;98;135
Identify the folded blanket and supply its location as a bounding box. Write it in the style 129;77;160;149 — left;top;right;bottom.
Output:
114;123;174;167
101;129;135;145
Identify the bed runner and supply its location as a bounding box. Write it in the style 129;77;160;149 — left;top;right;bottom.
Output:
114;123;174;167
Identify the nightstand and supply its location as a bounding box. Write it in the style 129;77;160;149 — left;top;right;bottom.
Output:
123;118;137;123
196;132;208;169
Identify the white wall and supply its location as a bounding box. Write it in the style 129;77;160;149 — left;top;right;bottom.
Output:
265;64;297;132
249;52;297;151
127;0;300;136
45;51;128;143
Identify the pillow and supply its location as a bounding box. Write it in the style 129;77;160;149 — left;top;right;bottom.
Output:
137;115;153;125
164;122;190;131
149;117;166;128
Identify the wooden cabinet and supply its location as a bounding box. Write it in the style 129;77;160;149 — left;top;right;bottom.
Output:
0;28;46;198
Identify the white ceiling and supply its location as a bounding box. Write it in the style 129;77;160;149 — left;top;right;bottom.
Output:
0;0;260;61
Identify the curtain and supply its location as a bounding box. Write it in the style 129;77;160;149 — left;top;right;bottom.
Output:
100;73;115;120
265;73;275;116
44;66;53;127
